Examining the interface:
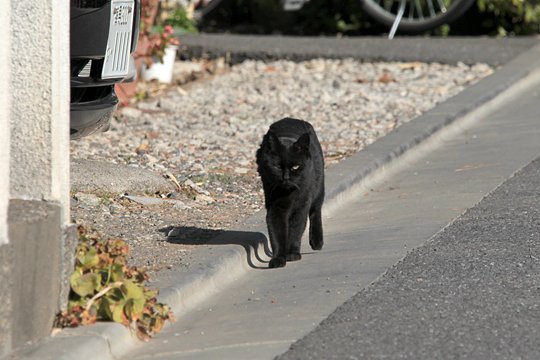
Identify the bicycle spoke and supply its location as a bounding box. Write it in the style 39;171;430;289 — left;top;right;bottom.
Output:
436;0;448;13
384;0;393;12
414;0;424;19
408;1;415;20
388;0;406;39
427;0;436;17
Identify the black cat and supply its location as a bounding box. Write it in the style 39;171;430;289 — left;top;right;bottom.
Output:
256;118;325;268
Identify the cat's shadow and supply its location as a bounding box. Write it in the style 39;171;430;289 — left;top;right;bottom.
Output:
159;225;272;269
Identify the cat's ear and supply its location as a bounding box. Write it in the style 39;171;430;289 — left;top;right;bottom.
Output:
267;131;281;153
293;133;310;153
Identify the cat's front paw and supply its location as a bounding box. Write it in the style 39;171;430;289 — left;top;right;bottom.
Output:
269;257;286;268
286;252;302;261
310;237;323;251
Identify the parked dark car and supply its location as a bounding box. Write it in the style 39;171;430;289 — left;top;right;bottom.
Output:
70;0;140;139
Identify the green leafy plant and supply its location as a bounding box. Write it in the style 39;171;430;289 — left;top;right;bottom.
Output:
55;225;174;340
164;6;198;33
477;0;540;35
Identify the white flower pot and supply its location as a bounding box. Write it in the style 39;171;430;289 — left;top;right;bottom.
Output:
141;45;178;83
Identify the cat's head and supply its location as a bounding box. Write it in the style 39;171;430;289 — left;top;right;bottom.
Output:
261;131;312;191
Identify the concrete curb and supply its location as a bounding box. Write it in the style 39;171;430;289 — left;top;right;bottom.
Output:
13;41;540;360
71;158;175;195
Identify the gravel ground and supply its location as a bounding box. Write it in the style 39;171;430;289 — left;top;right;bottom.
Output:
70;58;493;273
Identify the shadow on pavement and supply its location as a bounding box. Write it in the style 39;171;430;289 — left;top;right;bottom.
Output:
160;225;271;269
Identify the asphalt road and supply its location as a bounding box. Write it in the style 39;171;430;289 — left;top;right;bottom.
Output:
279;155;540;360
180;34;539;66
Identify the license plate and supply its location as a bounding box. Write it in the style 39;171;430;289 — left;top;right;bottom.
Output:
102;0;135;79
282;0;308;11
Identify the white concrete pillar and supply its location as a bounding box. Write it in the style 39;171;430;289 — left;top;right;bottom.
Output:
50;0;71;223
0;0;10;246
1;0;72;353
9;0;70;224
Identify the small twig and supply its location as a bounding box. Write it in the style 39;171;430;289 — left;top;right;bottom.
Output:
165;172;182;191
85;281;123;312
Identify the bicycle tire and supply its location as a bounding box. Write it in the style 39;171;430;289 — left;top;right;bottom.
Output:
360;0;475;33
194;0;224;21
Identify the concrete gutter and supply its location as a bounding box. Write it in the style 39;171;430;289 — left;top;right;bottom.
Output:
9;39;540;360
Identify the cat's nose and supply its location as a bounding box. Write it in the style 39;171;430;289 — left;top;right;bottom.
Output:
283;170;290;180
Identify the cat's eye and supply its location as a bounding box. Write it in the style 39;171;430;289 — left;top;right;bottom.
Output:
291;165;300;171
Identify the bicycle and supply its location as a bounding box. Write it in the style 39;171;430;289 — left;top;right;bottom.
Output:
194;0;476;39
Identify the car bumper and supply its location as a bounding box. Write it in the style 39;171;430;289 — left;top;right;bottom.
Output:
70;0;139;139
70;88;118;140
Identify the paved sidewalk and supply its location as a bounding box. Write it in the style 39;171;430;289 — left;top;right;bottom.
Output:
7;38;540;360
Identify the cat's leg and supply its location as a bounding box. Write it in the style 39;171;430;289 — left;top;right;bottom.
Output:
309;203;324;251
267;209;288;268
286;209;308;261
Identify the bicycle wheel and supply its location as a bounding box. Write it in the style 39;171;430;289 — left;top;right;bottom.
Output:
193;0;225;22
360;0;475;33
